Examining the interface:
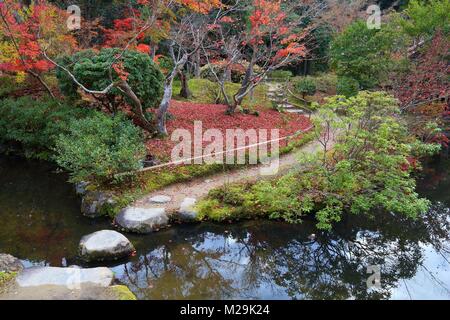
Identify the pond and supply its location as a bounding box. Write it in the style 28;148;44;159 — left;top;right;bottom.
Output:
0;155;449;300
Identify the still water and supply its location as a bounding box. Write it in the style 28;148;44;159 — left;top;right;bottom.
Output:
0;155;449;300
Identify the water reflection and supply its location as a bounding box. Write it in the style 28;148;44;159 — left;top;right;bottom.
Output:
1;156;449;299
112;158;450;300
110;203;450;300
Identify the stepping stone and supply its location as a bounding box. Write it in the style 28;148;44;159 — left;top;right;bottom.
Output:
115;207;168;234
285;109;304;114
148;195;172;204
178;198;198;222
79;230;135;262
279;103;295;109
16;267;114;288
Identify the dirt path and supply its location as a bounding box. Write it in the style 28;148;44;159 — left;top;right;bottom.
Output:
134;137;328;213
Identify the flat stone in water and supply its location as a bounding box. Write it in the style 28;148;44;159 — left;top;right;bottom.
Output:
115;207;168;234
149;195;172;204
79;230;135;262
16;267;114;288
178;197;198;222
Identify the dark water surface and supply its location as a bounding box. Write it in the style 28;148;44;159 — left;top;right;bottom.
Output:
1;155;449;300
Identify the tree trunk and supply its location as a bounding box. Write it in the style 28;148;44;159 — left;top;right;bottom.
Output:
157;82;173;136
194;50;201;78
157;53;188;136
224;67;232;82
117;81;155;134
230;59;254;114
178;70;192;99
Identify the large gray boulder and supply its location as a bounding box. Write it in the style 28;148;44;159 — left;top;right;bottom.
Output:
0;254;23;273
178;197;199;222
79;230;135;262
115;207;168;234
81;191;116;218
16;267;114;288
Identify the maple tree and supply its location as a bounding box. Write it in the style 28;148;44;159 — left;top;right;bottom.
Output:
202;0;323;113
394;31;449;110
44;0;220;136
0;0;76;97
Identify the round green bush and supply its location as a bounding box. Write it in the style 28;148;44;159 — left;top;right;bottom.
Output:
336;76;360;98
56;48;165;110
295;77;317;98
54;113;147;184
0;97;95;160
267;70;293;80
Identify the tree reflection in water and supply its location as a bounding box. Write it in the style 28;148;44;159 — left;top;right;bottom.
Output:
114;202;450;300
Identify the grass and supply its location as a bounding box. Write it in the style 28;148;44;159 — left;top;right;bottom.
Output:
172;78;272;109
108;285;137;300
288;73;338;110
0;271;17;287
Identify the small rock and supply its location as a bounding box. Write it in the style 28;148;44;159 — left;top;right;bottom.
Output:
148;195;172;204
16;267;114;288
115;207;168;234
0;253;23;273
74;181;89;196
178;197;198;222
308;233;316;241
79;230;135;262
81;191;116;218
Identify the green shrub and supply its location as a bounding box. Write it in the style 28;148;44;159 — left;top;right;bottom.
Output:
200;63;245;83
294;77;317;99
313;73;338;93
0;76;23;98
0;97;94;160
54;113;147;184
336;76;360;97
268;70;293;80
198;92;440;230
330;20;396;89
56;48;164;111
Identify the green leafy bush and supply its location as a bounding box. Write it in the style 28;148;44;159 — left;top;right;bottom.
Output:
294;77;317;98
336;76;360;97
198;92;441;230
268;70;293;80
398;0;450;38
313;73;338;94
56;48;164;110
200;61;262;83
330;20;396;89
0;76;23;98
54;113;146;184
0;97;94;160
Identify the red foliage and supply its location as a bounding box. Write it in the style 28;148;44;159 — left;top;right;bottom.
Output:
0;1;75;75
146;101;313;159
395;32;449;109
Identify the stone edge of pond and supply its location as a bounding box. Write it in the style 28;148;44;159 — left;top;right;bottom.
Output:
0;254;136;301
76;182;201;232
